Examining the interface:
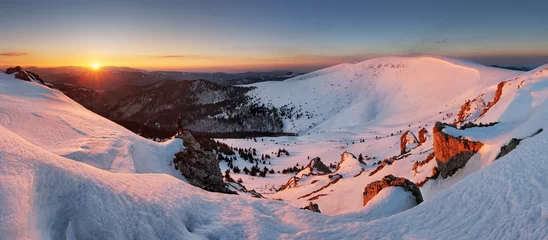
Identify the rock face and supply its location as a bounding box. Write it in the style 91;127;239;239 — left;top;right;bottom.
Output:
400;130;419;155
5;66;45;85
433;122;484;178
363;175;423;206
302;202;321;213
306;157;332;174
173;132;232;193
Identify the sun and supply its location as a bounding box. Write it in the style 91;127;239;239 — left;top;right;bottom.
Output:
91;62;101;70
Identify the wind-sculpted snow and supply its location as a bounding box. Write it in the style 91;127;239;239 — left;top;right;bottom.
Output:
0;75;183;176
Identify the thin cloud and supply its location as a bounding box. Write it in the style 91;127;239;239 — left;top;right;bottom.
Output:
158;55;186;58
0;52;27;57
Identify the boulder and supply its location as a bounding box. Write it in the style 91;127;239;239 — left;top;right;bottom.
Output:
433;122;483;178
400;130;419;155
363;175;423;206
173;132;232;193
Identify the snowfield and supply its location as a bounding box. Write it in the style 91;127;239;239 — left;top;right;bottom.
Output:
1;57;548;239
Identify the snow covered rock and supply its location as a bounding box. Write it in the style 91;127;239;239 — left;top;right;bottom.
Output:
433;122;484;178
418;128;428;145
304;157;332;174
362;175;423;207
302;202;321;213
4;66;45;85
400;130;419;154
173;132;232;193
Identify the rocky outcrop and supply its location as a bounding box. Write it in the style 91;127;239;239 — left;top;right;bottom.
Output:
5;66;45;85
495;138;520;160
479;81;505;118
457;100;472;123
412;152;435;171
433;122;484;178
305;157;332;174
279;176;300;191
302;202;321;213
418;128;428;145
173;132;232;193
363;175;423;206
400;130;419;155
495;128;543;160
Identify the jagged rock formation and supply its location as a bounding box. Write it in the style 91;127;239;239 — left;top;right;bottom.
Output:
433;122;484;178
363;175;423;206
479;81;505;118
302;202;321;213
278;158;331;191
418;128;428;145
305;157;332;174
400;130;419;155
173;132;232;193
4;66;45;85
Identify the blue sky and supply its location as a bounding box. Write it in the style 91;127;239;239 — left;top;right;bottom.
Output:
1;0;547;71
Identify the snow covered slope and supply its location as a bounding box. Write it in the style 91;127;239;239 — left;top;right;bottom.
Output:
217;57;548;219
249;56;519;134
0;73;183;176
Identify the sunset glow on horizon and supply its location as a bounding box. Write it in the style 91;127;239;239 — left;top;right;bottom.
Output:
1;0;548;72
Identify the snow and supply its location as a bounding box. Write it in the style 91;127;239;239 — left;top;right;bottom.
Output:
1;57;548;239
0;75;183;177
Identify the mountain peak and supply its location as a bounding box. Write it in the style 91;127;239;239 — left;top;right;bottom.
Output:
5;66;46;85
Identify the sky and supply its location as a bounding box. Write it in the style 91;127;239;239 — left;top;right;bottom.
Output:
1;0;548;72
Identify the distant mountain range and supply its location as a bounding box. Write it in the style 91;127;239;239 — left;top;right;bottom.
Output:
26;66;302;91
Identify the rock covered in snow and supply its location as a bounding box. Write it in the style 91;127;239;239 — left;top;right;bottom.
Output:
305;157;332;174
400;130;419;155
433;122;484;178
363;174;423;207
4;66;45;85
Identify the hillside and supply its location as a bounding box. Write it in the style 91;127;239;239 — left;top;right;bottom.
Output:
1;58;548;239
215;56;548;215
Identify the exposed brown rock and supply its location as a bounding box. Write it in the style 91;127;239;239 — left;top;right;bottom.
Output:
400;130;419;155
298;175;342;200
279;176;300;191
479;81;505;118
412;152;435;171
173;132;232;193
457;100;472;123
369;164;384;176
433;122;484;178
418;128;428;145
363;175;423;206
